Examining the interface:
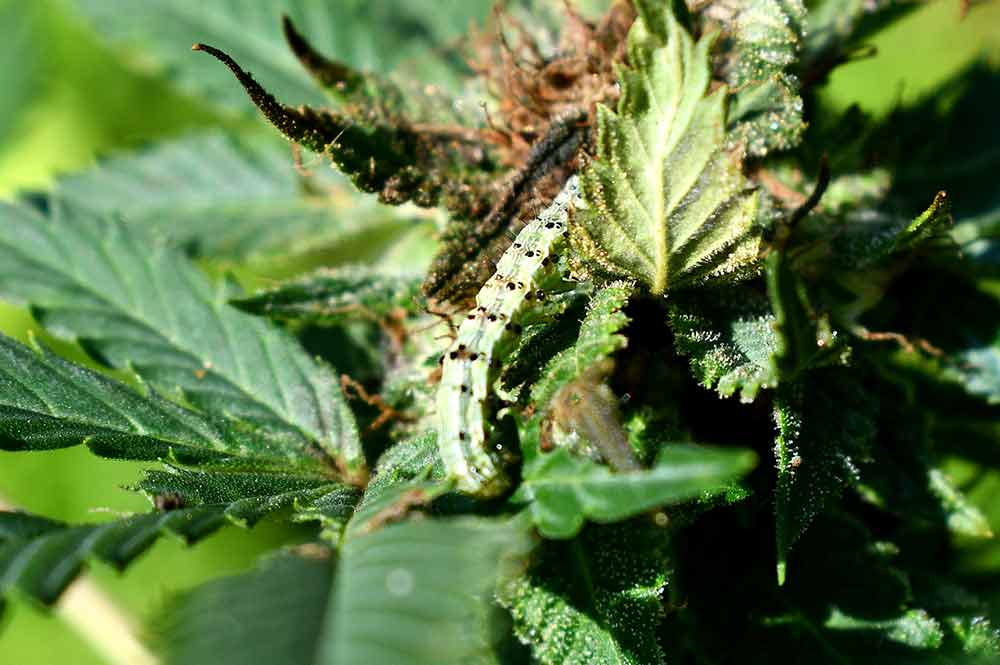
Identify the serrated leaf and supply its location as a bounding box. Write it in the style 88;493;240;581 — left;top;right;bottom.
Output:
773;371;877;584
573;6;760;294
0;333;287;468
0;200;364;474
669;285;778;402
501;520;668;665
233;266;422;325
51;133;417;263
703;0;807;156
156;550;333;665
137;467;348;528
72;0;490;113
343;432;450;540
514;443;757;539
321;516;532;665
530;281;633;407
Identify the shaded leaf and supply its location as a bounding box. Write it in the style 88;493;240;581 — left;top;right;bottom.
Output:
573;6;760;294
514;442;756;538
773;371;877;584
0;200;363;475
501;520;668;665
669;285;778;402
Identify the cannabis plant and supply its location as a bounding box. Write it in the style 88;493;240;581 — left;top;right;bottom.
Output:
2;0;1000;663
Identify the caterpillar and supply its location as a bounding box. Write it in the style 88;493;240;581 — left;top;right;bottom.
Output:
437;176;583;496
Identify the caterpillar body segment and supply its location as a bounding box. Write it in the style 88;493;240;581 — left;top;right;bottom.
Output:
437;177;582;496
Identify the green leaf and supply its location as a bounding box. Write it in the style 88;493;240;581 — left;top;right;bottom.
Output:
669;285;779;402
530;281;633;407
501;520;668;665
136;467;349;528
573;6;760;295
72;0;490;113
233;266;422;325
704;0;807;156
321;516;532;665
0;200;364;475
343;432;450;540
0;333;281;467
156;550;333;665
52;133;417;264
773;371;877;584
514;443;757;539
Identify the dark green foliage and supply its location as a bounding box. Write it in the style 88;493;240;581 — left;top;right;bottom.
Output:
1;2;999;664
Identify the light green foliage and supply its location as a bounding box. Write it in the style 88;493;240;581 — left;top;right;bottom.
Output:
573;6;760;294
515;442;756;539
0;200;363;474
501;520;669;665
669;285;778;402
0;0;42;139
704;0;807;156
234;266;422;325
73;0;489;112
156;551;333;665
52;133;416;264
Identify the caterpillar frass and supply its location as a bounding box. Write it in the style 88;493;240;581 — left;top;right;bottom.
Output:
437;176;583;496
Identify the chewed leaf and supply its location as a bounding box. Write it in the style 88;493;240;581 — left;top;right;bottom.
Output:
573;6;760;295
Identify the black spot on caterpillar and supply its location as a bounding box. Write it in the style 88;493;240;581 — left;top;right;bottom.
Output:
437;176;582;495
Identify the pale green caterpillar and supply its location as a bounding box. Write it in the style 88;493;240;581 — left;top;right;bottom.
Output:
437;176;582;496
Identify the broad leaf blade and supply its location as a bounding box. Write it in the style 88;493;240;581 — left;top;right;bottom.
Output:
52;133;417;264
0;201;363;474
0;333;268;467
73;0;489;112
156;551;333;665
322;517;532;665
573;7;759;294
515;443;756;539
